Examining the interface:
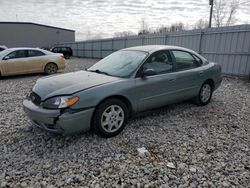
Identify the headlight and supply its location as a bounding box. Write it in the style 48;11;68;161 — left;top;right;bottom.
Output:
26;90;32;99
42;96;79;109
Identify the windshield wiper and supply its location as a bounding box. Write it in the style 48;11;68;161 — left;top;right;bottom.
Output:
87;69;111;76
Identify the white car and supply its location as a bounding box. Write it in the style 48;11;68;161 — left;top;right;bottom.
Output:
0;48;66;76
0;45;7;52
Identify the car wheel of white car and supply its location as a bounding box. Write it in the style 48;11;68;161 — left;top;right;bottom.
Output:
194;81;213;106
45;63;58;75
92;98;128;138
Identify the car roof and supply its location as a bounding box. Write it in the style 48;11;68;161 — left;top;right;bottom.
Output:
121;45;193;53
0;47;53;56
121;45;207;61
5;47;44;51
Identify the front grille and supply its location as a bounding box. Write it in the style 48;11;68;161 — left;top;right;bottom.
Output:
30;92;41;106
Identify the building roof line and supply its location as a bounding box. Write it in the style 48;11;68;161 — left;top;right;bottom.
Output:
0;22;75;32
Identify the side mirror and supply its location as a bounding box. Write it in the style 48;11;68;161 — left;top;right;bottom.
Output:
3;56;10;60
142;68;156;77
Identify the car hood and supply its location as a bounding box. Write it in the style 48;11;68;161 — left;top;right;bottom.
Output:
33;71;121;100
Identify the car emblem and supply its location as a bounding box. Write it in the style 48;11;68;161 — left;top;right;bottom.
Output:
31;95;36;101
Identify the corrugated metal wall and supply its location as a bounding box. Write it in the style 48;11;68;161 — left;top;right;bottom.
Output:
58;24;250;77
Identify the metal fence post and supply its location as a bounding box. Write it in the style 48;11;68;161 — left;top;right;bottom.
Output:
165;34;168;45
91;41;93;58
76;43;79;57
111;39;114;52
247;42;250;80
124;37;127;48
142;36;145;45
100;40;103;58
83;42;85;58
198;31;204;54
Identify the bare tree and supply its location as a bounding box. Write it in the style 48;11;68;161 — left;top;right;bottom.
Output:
169;22;185;32
154;22;185;34
213;0;239;27
138;18;150;35
194;19;209;29
155;26;170;33
114;31;135;38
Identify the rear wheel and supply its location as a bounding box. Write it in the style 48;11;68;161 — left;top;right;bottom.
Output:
92;98;128;138
44;63;58;75
64;53;70;59
194;81;213;106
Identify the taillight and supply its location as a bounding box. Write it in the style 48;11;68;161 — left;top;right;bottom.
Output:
61;54;65;59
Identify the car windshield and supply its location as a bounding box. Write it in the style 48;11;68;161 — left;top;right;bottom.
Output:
88;50;148;78
0;49;11;58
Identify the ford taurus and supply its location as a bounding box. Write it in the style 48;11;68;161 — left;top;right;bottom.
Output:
23;45;222;137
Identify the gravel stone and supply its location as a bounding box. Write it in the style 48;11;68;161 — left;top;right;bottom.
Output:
0;58;249;187
166;162;176;169
20;182;27;187
190;167;197;173
0;181;7;188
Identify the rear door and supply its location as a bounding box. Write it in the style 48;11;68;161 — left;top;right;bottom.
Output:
27;50;47;73
169;50;205;100
1;50;28;75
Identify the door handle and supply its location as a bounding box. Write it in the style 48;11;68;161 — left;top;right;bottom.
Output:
199;71;204;76
168;78;176;82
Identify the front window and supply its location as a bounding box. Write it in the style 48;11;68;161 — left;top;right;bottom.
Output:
88;50;148;77
6;50;28;59
143;51;173;75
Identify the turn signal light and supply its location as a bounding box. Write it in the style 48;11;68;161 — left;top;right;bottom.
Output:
66;96;79;107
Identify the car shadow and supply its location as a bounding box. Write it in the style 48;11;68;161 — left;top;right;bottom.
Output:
16;98;217;159
131;100;194;120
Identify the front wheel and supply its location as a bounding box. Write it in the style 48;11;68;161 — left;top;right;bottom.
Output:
194;81;213;106
92;98;128;138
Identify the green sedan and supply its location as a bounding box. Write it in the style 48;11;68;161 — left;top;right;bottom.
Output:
23;45;222;137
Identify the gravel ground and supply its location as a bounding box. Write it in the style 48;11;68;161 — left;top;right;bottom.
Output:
0;58;249;188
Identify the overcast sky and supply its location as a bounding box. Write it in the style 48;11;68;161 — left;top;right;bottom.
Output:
0;0;249;40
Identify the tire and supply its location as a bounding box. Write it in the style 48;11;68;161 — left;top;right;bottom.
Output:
193;81;213;106
92;98;129;138
44;63;58;75
64;54;70;59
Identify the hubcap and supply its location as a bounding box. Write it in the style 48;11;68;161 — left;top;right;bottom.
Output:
101;105;124;133
47;65;56;74
200;84;211;103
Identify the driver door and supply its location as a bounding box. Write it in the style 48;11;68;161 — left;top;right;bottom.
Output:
1;50;28;75
134;50;179;112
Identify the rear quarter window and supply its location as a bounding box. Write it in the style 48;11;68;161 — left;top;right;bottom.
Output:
29;50;45;57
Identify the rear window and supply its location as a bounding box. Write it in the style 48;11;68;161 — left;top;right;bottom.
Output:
28;50;45;57
172;50;201;71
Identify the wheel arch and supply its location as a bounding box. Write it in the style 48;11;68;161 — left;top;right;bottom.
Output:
94;95;133;118
205;78;215;91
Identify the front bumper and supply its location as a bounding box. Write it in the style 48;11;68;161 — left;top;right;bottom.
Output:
23;99;95;135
